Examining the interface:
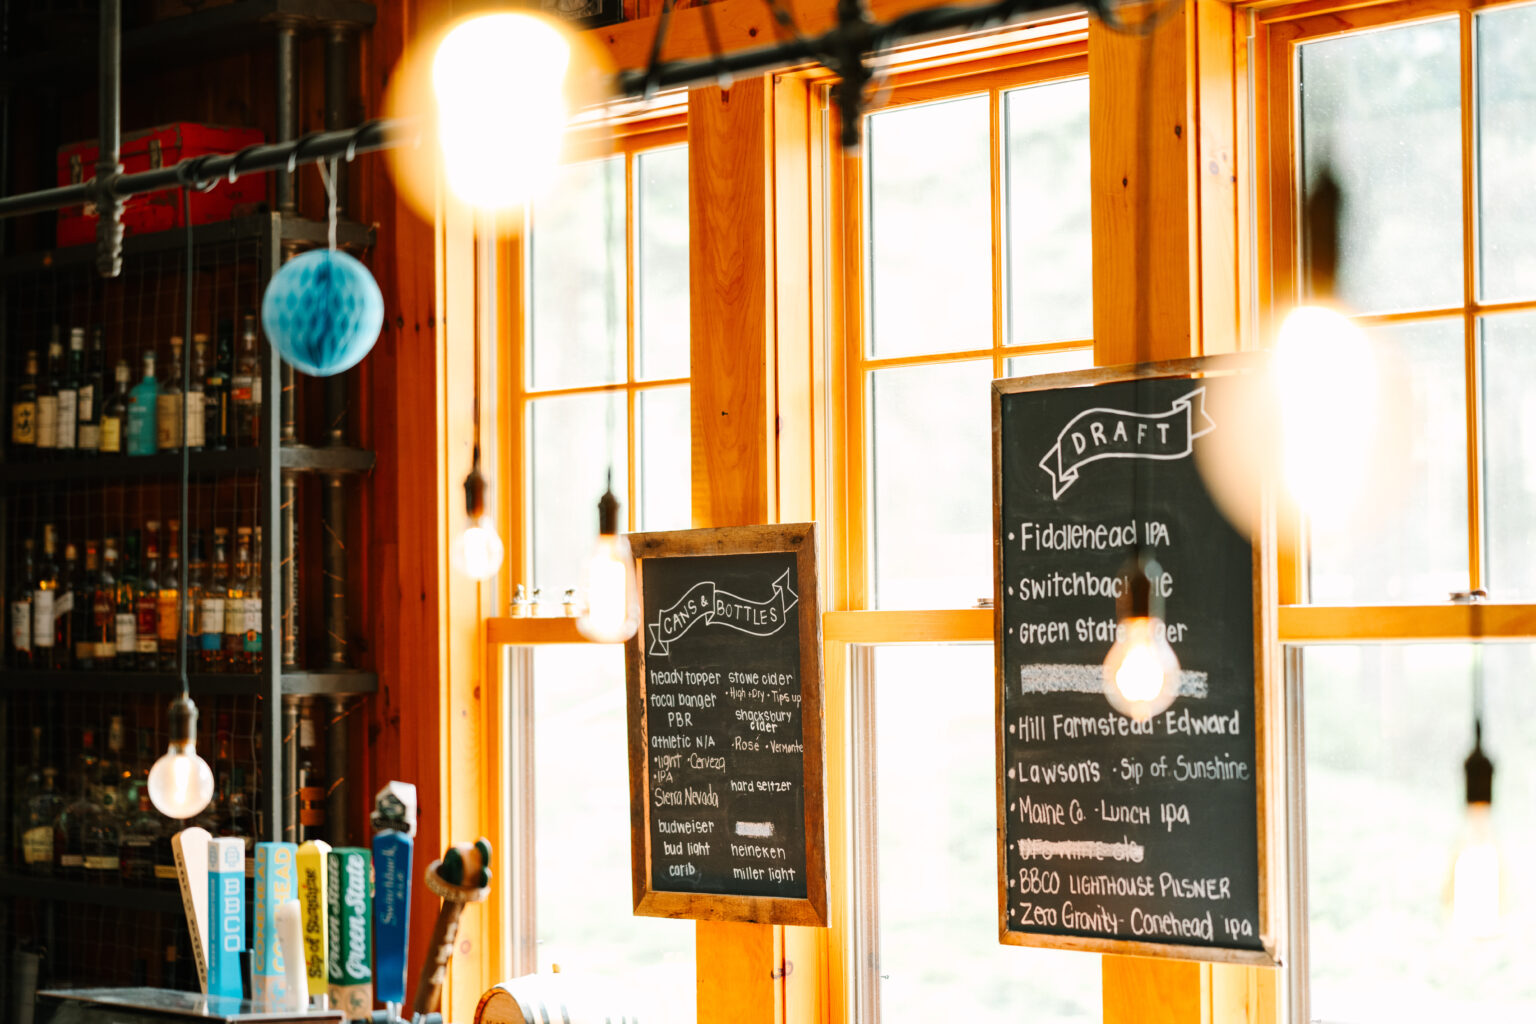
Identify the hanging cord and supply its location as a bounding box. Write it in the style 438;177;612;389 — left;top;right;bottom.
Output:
316;156;339;251
179;187;194;696
1126;2;1158;575
601;152;620;488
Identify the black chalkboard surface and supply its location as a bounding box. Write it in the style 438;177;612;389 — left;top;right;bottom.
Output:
626;524;828;927
993;358;1280;966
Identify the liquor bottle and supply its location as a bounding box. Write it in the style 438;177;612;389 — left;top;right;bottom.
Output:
83;729;122;877
55;542;78;667
117;531;141;667
157;337;184;452
32;524;60;670
23;764;64;875
13;725;44;867
9;537;34;668
74;542;99;669
246;526;264;672
100;359;130;456
202;528;229;672
93;538;118;667
186;334;208;451
120;789;162;882
126;350;159;456
212;715;235;836
296;700;325;841
55;727;101;877
224;767;255;859
232;314;261;446
77;327;105;454
137;525;161;670
100;715;128;817
35;333;61;455
206;320;233;449
58;327;81;455
10;348;38;458
18;725;64;874
158;520;182;671
186;530;206;665
224;528;253;672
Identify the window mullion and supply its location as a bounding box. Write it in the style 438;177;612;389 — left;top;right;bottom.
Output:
1460;8;1484;592
991;85;1007;376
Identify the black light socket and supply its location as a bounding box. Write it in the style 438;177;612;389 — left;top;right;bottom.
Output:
167;694;198;747
464;450;488;520
597;486;621;536
1118;555;1165;621
1465;720;1494;806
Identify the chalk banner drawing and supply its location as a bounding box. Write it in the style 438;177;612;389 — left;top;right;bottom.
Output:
1039;388;1215;499
648;569;799;655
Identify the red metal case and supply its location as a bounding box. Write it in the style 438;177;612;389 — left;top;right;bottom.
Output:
57;123;266;248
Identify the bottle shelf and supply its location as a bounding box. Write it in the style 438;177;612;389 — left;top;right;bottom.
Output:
0;212;374;278
0;444;374;485
0;669;377;697
0;0;378;92
0;869;184;913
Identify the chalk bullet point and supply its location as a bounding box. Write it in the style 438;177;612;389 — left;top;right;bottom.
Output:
1008;532;1015;541
1008;723;1015;734
1007;768;1016;780
1009;800;1015;811
1008;878;1015;888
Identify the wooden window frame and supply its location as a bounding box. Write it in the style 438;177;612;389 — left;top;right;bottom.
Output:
1252;2;1536;1019
1256;0;1536;629
503;111;691;594
828;39;1094;616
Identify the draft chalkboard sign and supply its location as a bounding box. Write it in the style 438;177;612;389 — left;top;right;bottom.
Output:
993;356;1281;966
626;524;828;926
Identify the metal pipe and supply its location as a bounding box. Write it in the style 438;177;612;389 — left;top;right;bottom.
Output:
326;696;349;846
612;0;1091;96
95;0;122;277
274;18;299;213
281;473;299;668
282;696;300;842
323;476;346;666
0;119;408;221
324;24;350;219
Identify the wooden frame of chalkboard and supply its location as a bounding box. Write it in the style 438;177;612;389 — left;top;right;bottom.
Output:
625;523;830;926
992;354;1284;966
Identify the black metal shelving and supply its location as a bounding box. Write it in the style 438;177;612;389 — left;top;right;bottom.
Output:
0;870;183;914
0;669;377;697
0;2;379;997
0;0;377;88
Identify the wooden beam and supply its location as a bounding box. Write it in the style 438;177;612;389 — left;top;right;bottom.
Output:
1089;4;1276;1022
690;79;777;529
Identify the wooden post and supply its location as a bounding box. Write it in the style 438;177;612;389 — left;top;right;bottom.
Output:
1091;3;1274;1022
689;75;780;1024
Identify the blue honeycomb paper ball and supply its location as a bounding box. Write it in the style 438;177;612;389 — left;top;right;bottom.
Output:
261;249;384;378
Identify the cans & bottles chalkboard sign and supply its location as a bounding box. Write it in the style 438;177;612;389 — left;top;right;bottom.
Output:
626;523;828;926
993;356;1282;965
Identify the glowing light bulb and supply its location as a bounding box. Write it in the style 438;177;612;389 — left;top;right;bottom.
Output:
576;483;639;643
1273;304;1377;524
454;515;505;581
432;14;572;211
146;696;214;819
454;455;503;580
1447;723;1504;938
1102;616;1181;721
1450;804;1503;938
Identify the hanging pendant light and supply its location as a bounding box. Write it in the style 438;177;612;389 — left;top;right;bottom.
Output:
453;448;504;581
148;694;216;819
1447;645;1505;937
148;187;213;820
575;473;639;643
1101;556;1181;721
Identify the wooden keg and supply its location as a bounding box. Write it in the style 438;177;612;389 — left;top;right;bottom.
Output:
475;972;642;1024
